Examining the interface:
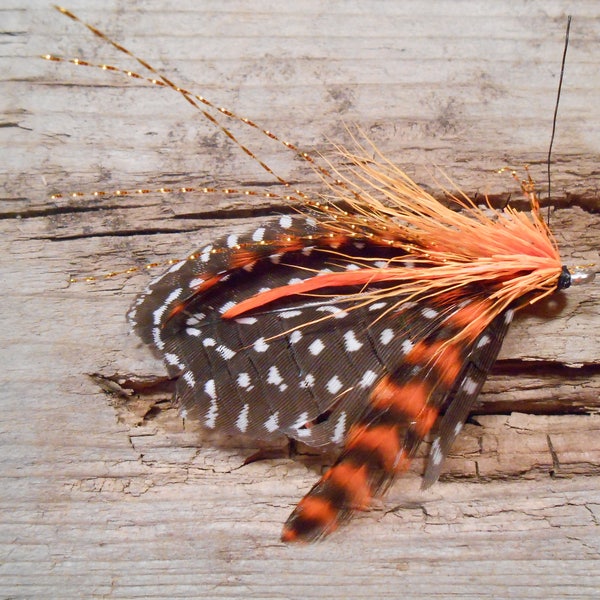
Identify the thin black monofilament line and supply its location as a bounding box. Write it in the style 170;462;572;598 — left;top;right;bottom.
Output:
546;15;571;223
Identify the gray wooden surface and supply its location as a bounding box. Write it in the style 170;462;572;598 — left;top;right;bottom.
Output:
2;1;600;598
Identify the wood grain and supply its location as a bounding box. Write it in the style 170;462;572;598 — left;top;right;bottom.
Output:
2;1;599;598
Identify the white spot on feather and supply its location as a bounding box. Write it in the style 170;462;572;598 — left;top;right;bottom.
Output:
461;376;478;396
200;245;213;263
401;339;414;354
204;380;216;399
291;412;311;438
343;330;363;352
219;300;237;314
165;353;184;370
252;227;265;242
182;371;196;388
204;379;218;428
189;277;204;289
237;372;251;389
253;337;269;352
279;215;292;229
430;437;443;466
326;375;343;394
380;328;394;345
216;345;236;360
422;307;439;319
316;305;348;319
331;412;347;444
267;368;287;391
309;339;325;355
476;334;491;349
369;302;387;311
152;288;182;325
167;260;186;273
235;316;258;325
264;412;280;433
152;327;164;350
300;374;315;388
267;366;283;386
236;404;250;433
359;370;377;388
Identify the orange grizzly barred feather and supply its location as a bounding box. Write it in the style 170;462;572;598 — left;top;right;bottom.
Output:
271;147;573;542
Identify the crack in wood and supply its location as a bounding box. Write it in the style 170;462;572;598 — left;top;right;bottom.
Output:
546;433;561;477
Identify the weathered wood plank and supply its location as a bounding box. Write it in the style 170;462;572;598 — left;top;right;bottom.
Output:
2;1;599;598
